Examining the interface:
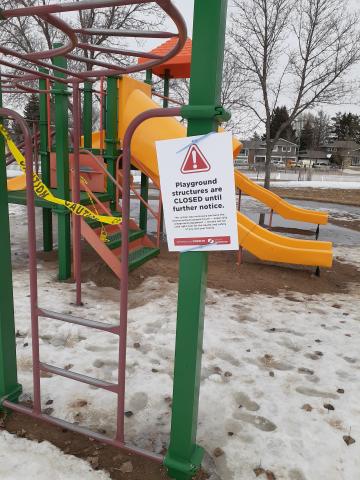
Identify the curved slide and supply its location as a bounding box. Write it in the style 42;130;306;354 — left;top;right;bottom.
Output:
7;174;26;191
234;170;328;225
92;77;334;268
237;212;332;267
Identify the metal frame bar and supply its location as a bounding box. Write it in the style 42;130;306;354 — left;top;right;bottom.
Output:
0;1;187;88
38;308;119;333
1;399;163;463
2;105;181;466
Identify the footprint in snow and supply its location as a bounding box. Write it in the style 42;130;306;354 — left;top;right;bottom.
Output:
343;356;357;364
233;411;277;432
296;386;338;399
129;392;148;412
234;392;260;412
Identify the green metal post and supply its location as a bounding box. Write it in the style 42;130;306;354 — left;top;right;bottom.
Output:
104;77;119;210
52;44;71;280
39;68;53;252
163;69;170;108
145;69;153;85
102;88;107;132
83;81;93;149
0;83;22;410
164;2;228;479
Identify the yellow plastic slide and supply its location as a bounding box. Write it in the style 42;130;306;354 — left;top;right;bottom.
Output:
7;174;26;191
89;76;333;268
237;212;332;267
234;171;328;225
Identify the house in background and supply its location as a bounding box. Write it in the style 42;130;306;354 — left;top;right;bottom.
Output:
235;139;256;166
319;140;360;167
350;148;360;166
236;138;299;166
298;150;330;167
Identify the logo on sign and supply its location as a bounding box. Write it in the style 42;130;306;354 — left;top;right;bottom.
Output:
181;144;211;174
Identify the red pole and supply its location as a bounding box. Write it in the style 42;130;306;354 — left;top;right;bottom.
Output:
116;107;180;442
0;108;42;414
72;82;82;306
100;76;104;152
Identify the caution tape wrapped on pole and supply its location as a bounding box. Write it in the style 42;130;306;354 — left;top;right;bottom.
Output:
0;124;122;226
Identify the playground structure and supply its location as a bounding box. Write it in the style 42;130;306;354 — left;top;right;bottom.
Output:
0;1;333;480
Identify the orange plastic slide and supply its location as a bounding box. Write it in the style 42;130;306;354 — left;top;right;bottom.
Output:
7;174;26;191
90;76;333;268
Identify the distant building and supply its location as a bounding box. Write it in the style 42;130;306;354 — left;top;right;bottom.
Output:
350;149;360;166
298;150;330;166
319;140;360;167
236;138;299;166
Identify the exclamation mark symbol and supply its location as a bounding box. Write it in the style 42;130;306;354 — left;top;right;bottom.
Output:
192;150;198;170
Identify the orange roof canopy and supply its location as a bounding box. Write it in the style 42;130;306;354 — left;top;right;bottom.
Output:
138;37;192;79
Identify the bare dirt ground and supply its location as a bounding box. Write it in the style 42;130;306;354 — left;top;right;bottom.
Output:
271;187;360;207
77;242;359;298
1;412;207;480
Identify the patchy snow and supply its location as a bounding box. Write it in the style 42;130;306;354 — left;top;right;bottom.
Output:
0;431;110;479
335;245;360;269
6;203;360;480
6;163;22;178
270;181;360;189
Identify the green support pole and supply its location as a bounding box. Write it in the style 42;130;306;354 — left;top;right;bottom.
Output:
164;2;228;479
104;77;119;210
145;69;153;85
163;69;170;108
83;81;93;149
52;44;71;280
39;68;53;252
102;88;107;132
0;83;22;410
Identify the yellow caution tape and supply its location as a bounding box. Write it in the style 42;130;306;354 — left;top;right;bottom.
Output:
1;125;122;226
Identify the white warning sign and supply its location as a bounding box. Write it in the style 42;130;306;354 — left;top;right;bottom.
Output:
156;131;239;252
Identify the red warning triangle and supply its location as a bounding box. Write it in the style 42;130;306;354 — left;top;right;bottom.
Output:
181;144;211;174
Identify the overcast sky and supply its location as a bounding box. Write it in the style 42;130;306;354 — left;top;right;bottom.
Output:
173;0;358;33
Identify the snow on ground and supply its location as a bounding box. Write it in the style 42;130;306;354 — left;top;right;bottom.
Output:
6;164;22;178
6;204;360;480
266;181;360;189
0;431;110;479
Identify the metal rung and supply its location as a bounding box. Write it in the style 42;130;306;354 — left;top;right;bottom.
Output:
2;400;163;464
38;308;119;334
40;363;119;393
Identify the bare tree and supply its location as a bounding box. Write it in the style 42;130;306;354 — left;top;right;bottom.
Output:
169;47;251;136
230;0;360;188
